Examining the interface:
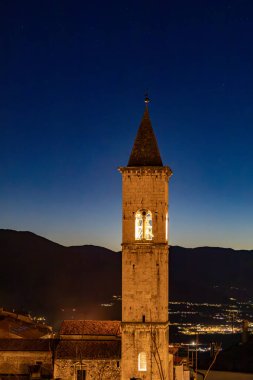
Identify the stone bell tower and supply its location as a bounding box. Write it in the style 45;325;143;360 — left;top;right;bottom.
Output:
119;98;172;380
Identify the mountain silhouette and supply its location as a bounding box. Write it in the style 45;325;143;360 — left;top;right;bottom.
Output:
0;229;252;326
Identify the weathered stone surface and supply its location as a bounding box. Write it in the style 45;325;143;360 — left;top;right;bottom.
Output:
0;349;52;376
54;358;120;380
120;164;172;380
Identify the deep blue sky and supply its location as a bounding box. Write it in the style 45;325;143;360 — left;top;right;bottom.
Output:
1;0;253;250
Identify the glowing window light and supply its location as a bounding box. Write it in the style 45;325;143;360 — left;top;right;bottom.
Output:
166;212;168;241
138;352;147;371
144;211;152;240
135;210;143;240
135;210;153;240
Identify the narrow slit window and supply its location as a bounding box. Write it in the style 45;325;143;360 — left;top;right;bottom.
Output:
76;370;86;380
166;212;168;241
138;352;147;371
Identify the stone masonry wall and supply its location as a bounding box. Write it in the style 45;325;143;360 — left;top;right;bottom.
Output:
121;167;171;380
121;168;170;244
121;323;169;380
122;244;168;323
54;358;120;380
0;351;52;375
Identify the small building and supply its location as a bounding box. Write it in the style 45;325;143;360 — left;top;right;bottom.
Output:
54;320;121;380
0;339;53;379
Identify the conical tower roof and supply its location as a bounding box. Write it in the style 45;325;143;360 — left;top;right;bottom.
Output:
128;105;163;167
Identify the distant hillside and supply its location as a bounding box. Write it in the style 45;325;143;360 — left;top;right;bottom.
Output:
170;245;253;304
0;229;252;325
0;229;121;325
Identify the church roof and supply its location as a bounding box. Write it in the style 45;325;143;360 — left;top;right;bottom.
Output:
56;340;121;359
60;320;121;336
128;106;163;167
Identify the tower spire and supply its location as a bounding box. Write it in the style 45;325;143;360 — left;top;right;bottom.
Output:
127;97;163;167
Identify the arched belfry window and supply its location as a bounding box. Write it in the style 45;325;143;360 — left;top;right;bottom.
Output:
138;352;147;371
135;210;153;240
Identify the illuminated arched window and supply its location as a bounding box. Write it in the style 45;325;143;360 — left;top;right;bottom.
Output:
135;210;153;240
135;210;143;240
138;351;147;371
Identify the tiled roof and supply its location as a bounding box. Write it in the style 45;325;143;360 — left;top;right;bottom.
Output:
56;340;121;359
0;339;52;351
128;107;163;167
60;320;121;336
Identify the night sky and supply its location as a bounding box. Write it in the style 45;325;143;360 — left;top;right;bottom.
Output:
1;0;253;250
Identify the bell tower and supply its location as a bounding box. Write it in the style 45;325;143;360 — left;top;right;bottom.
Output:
119;98;172;380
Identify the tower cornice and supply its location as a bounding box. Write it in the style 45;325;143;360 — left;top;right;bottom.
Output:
121;321;169;328
121;242;169;248
119;165;173;179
